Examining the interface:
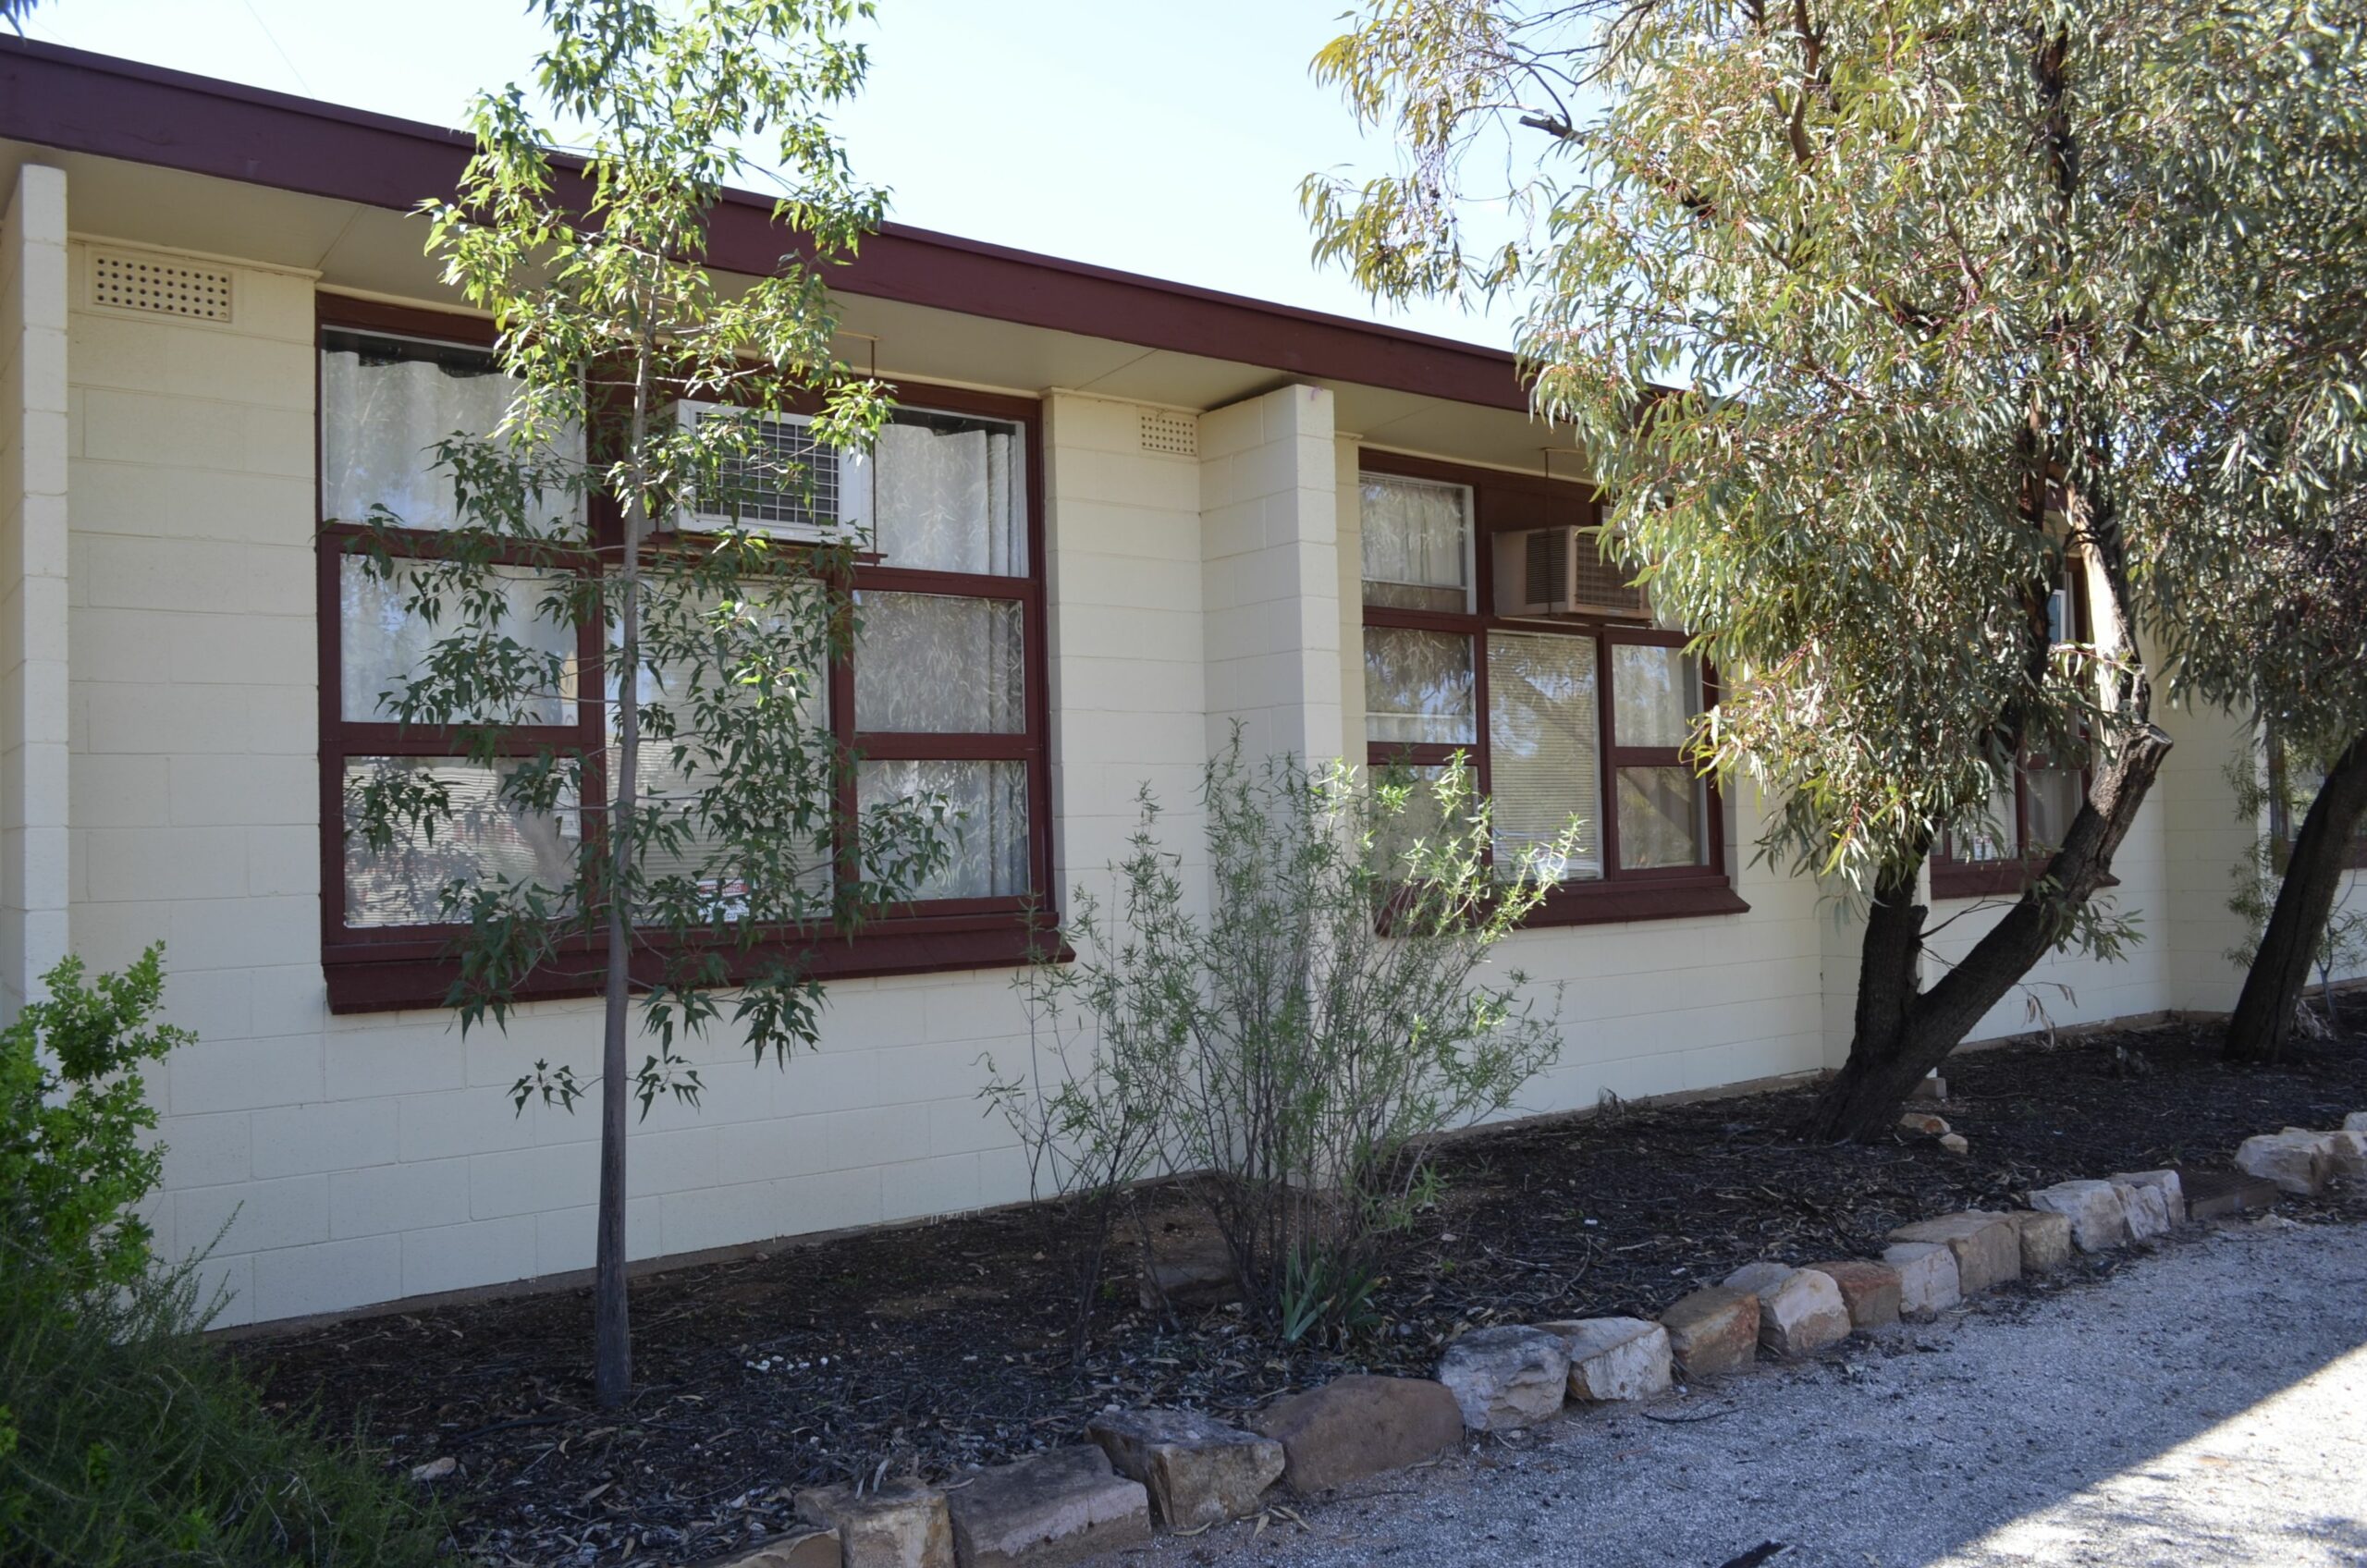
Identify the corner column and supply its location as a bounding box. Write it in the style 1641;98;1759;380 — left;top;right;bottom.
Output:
0;164;70;1019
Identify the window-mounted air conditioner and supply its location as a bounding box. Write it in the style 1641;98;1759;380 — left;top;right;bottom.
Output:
1492;525;1650;619
669;399;855;541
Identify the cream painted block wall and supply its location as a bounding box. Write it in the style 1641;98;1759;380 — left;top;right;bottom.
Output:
65;259;1219;1327
1198;386;1342;765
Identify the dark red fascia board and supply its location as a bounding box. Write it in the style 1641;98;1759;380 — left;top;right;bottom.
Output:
0;37;1529;412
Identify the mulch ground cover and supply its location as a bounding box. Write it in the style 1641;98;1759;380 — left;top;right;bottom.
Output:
240;1019;2367;1566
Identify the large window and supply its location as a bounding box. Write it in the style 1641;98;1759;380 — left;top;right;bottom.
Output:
316;300;1049;1011
1356;453;1741;925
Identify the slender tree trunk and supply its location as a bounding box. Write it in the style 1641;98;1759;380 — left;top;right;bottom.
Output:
1805;724;2173;1141
2226;732;2367;1063
593;350;651;1411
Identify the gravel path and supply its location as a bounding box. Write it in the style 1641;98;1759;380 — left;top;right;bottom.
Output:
1132;1217;2367;1568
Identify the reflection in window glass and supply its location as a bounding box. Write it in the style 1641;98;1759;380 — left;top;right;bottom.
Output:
340;558;578;725
1957;778;2022;863
845;410;1026;575
2025;766;2082;853
856;593;1025;733
858;759;1029;900
1364;628;1476;746
1360;475;1471;612
1488;631;1602;880
342;757;578;927
1616;766;1706;869
1611;643;1697;748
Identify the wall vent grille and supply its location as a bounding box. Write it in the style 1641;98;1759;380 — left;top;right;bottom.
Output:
91;251;234;322
1137;410;1197;457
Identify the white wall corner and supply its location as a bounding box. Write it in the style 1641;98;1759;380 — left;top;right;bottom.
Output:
1196;384;1341;767
2;163;71;1020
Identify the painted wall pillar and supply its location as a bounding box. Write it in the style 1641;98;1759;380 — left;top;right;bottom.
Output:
0;163;70;1020
1196;384;1342;766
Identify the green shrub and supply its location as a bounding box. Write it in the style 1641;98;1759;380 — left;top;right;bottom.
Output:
1000;743;1571;1344
0;1257;448;1566
0;947;446;1565
0;946;189;1305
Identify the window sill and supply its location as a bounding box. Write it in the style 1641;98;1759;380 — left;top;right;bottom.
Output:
322;910;1060;1015
1522;878;1750;928
1931;861;2122;901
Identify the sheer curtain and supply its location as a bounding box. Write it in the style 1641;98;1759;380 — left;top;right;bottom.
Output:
1360;475;1470;611
320;349;521;530
855;419;1025;574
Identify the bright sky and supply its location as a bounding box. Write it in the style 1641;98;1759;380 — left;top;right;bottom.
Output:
20;0;1518;349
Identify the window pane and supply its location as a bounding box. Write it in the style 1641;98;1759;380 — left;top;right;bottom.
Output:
1957;777;2020;863
1616;766;1707;869
857;759;1029;900
855;593;1025;733
1360;474;1471;612
608;633;834;917
340;557;577;725
321;331;524;532
1487;631;1603;880
1611;643;1697;749
342;757;579;927
1364;628;1476;746
2025;766;2082;853
845;410;1026;575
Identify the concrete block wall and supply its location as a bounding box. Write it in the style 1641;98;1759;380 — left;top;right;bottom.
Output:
0;164;69;1021
1198;386;1342;765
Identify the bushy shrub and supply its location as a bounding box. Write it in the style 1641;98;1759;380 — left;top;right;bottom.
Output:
0;948;445;1565
0;1259;448;1566
994;744;1570;1344
0;947;189;1305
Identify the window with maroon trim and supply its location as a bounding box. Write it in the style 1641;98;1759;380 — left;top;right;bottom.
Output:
2269;733;2367;874
1930;562;2094;900
1355;453;1743;925
314;299;1051;1011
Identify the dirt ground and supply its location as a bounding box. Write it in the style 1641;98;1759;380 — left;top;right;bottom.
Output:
1152;1214;2367;1568
239;1020;2367;1566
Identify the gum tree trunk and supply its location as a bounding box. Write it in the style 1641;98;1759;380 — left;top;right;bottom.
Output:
2225;733;2367;1063
1804;725;2173;1141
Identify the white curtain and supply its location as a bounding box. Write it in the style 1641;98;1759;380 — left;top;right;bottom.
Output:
320;349;521;530
856;420;1025;575
1360;475;1469;610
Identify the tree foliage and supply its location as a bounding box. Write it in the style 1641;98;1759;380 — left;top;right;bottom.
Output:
1305;0;2366;1133
344;0;943;1404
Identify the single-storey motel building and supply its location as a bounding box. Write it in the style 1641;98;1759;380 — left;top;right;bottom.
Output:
0;41;2337;1328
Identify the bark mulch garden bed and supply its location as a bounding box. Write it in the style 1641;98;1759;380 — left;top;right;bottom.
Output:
240;1019;2367;1566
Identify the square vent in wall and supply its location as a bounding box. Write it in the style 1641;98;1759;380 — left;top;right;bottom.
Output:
91;251;234;323
1137;409;1197;457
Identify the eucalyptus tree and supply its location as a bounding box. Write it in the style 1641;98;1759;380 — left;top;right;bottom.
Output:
1304;0;2365;1138
342;0;949;1407
2138;31;2367;1061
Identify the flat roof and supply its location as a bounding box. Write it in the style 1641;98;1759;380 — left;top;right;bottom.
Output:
0;37;1528;414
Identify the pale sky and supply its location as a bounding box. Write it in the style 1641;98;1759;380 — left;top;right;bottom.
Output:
20;0;1518;349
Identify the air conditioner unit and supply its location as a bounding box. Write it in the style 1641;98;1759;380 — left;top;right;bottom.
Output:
1492;526;1650;619
669;399;855;541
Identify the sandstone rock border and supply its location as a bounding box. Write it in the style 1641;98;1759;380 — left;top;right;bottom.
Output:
699;1106;2357;1568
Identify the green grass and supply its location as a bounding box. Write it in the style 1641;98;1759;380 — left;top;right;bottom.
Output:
0;1257;448;1567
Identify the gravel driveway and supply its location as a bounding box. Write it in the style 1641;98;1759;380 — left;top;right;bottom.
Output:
1131;1218;2367;1568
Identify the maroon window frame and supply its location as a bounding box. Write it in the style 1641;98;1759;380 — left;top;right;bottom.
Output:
2267;730;2367;874
315;296;1055;1013
1930;568;2099;900
1356;449;1746;926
